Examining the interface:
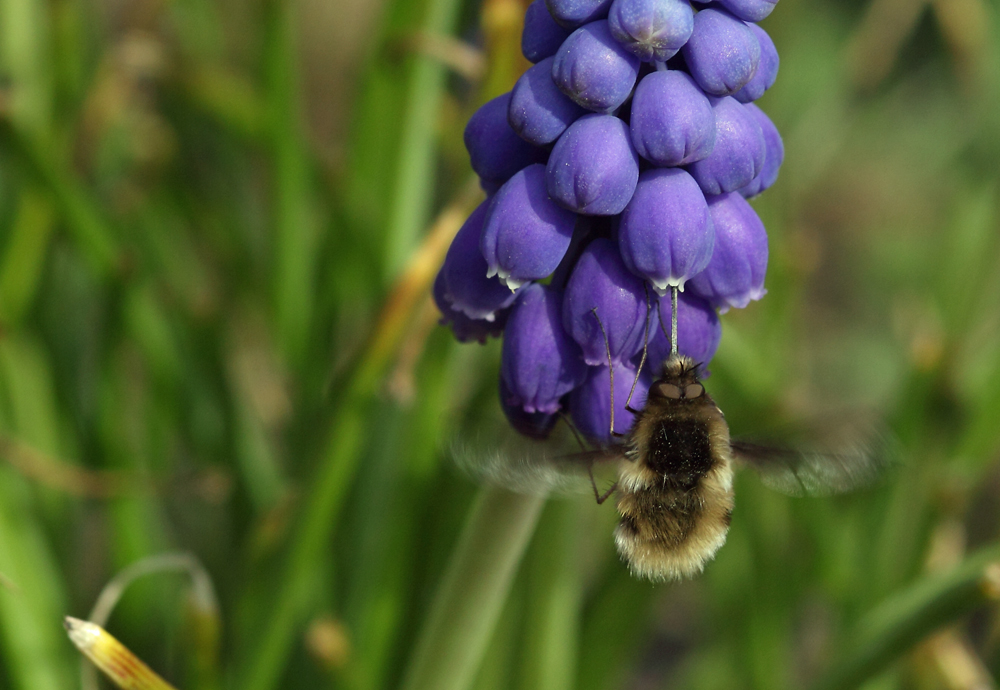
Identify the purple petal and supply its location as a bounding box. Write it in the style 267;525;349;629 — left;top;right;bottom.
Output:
715;0;778;22
569;361;651;444
465;93;549;184
738;104;783;198
639;289;721;370
607;0;694;62
733;24;779;103
501;284;589;414
629;69;716;167
686;96;765;196
681;8;761;96
546;0;614;28
523;0;573;62
434;271;509;343
509;57;588;146
562;237;649;365
686;191;768;311
551;20;641;113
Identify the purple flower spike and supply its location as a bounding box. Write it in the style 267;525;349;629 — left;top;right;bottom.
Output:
434;271;509;344
501;284;589;414
569;361;651;444
509;58;588;146
618;168;715;293
733;24;779;103
500;376;558;439
441;200;519;320
546;0;613;28
681;8;761;96
546;114;640;215
523;0;572;62
465;93;548;184
686;96;765;196
607;0;694;62
687;192;768;311
629;70;716;167
738;103;783;198
563;238;648;366
715;0;778;22
481;164;578;290
552;21;641;113
641;290;721;370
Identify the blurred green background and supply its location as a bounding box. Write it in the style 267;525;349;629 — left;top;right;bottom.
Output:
1;0;1000;688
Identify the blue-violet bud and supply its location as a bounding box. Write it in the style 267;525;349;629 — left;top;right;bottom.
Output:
501;284;589;414
440;200;519;320
629;69;715;167
686;191;768;311
714;0;777;22
738;103;783;198
686;96;765;195
733;24;778;103
465;93;548;184
546;113;640;215
500;376;559;439
481;163;578;289
523;0;573;62
434;271;509;343
607;0;695;62
641;289;721;369
546;0;614;28
509;57;588;146
569;361;650;443
551;20;641;113
618;167;715;293
681;8;761;96
563;238;648;365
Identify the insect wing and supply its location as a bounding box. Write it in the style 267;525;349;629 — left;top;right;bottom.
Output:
730;423;896;497
452;424;623;497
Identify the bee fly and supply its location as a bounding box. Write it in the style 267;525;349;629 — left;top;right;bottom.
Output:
458;287;888;583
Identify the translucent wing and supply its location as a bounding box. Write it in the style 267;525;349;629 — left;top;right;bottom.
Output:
452;423;623;497
730;418;896;497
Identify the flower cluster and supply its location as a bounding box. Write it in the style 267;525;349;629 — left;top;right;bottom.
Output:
434;0;781;444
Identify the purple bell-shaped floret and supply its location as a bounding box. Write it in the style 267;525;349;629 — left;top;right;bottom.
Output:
551;20;641;113
481;164;578;290
618;167;715;293
686;96;765;196
607;0;695;62
562;238;649;366
733;24;779;103
509;57;588;146
738;104;783;198
501;284;589;414
546;114;640;215
686;191;768;311
441;200;520;320
629;70;716;167
522;0;573;62
546;0;613;29
641;289;722;369
681;8;761;96
714;0;778;22
500;376;559;439
569;361;651;443
433;271;509;344
465;93;548;185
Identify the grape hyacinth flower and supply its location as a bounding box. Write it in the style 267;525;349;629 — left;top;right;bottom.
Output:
437;0;784;445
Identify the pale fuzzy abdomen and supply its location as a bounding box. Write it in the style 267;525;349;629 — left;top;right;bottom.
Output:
613;460;734;580
613;401;735;581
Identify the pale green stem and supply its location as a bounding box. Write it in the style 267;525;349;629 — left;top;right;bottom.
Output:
399;487;547;690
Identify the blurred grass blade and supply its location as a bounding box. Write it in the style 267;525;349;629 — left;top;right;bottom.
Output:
0;120;120;278
399;486;546;690
383;0;463;280
0;188;54;325
237;181;478;690
813;545;1000;690
65;617;179;690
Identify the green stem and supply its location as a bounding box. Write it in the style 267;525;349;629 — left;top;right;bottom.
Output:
263;0;315;367
0;120;119;278
383;0;463;281
813;545;1000;690
399;487;546;690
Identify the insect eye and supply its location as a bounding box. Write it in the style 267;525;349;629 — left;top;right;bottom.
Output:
658;383;683;399
684;384;704;398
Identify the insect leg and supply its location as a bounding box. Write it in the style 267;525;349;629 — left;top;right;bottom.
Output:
560;412;590;453
625;284;651;415
591;308;623;439
588;462;618;505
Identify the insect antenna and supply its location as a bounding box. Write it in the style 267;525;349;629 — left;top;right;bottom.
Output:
590;307;622;439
